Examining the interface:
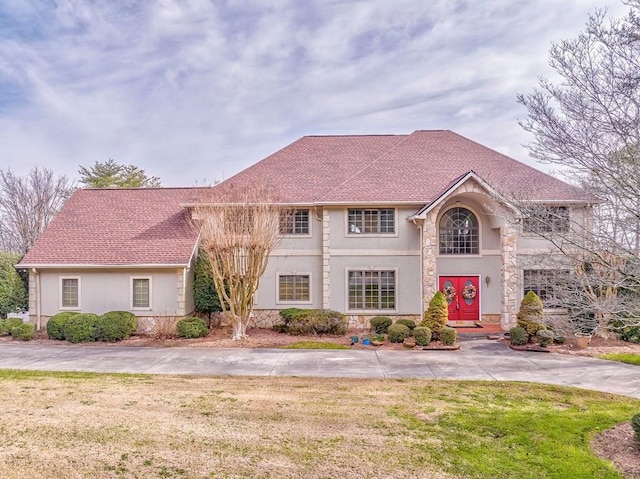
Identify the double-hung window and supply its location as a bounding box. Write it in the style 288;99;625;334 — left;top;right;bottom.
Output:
347;208;394;234
523;269;568;306
348;270;395;310
523;206;570;234
278;274;310;302
279;209;310;235
131;277;151;309
60;277;80;309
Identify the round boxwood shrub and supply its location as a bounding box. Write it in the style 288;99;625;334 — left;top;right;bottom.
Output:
396;318;416;332
11;322;34;341
46;312;80;340
63;313;99;343
536;329;554;348
177;317;209;339
439;326;457;346
100;311;137;336
632;412;640;443
0;318;22;336
95;315;130;342
388;323;411;343
509;326;528;346
370;316;392;335
413;326;432;346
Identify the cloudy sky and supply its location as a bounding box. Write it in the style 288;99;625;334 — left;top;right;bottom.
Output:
0;0;630;186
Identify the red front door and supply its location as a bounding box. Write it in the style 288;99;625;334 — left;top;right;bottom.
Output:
438;276;480;322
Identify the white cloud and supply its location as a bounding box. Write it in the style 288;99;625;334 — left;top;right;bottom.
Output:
0;0;631;185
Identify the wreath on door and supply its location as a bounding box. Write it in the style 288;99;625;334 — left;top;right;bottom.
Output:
442;285;456;303
462;283;477;300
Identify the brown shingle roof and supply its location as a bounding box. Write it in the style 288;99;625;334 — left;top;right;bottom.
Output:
211;130;593;204
18;188;203;267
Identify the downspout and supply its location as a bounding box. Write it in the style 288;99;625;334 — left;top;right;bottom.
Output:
32;268;41;331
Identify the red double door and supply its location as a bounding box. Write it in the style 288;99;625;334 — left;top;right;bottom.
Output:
438;276;480;322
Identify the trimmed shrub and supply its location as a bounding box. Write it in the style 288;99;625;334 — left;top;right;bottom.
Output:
95;315;130;342
47;312;80;340
177;317;209;339
396;318;416;332
279;309;347;336
370;316;393;334
517;291;546;341
63;313;99;343
101;311;137;335
11;322;34;341
632;413;640;443
0;318;22;336
439;326;457;346
537;329;554;348
413;326;432;346
0;320;9;336
421;291;448;339
509;326;528;346
388;323;411;343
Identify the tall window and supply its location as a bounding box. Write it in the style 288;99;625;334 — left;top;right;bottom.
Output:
523;270;568;305
523;206;570;233
60;277;79;309
278;274;310;302
348;208;394;234
279;209;310;235
439;207;479;254
348;271;395;310
131;277;151;309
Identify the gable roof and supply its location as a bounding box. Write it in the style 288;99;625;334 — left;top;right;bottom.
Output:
18;188;203;268
210;130;593;205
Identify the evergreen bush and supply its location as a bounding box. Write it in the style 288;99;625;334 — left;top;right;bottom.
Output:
439;326;457;346
370;316;392;334
11;322;34;341
632;413;640;443
101;311;137;336
388;323;411;343
95;314;131;342
177;317;209;339
509;326;528;346
396;318;416;332
413;326;432;346
516;291;547;341
421;291;448;339
537;329;554;348
46;312;80;340
63;313;99;343
0;317;24;336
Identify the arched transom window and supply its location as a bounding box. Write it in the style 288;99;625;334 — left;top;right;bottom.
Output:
439;207;479;255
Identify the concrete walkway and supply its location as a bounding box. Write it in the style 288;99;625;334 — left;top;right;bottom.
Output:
1;339;640;398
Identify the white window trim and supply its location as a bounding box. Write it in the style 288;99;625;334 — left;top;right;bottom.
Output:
276;272;313;305
279;209;312;238
344;267;398;313
59;276;81;311
436;204;482;257
130;276;152;311
344;207;399;238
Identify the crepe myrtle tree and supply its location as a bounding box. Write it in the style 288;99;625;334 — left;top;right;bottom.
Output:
516;1;640;336
192;185;290;340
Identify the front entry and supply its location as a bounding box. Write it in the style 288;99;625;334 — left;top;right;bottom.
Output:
438;276;480;322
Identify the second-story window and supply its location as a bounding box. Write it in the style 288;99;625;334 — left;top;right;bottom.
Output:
279;209;310;235
348;208;395;234
523;206;570;234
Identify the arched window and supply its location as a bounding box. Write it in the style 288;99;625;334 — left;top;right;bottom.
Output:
439;207;479;255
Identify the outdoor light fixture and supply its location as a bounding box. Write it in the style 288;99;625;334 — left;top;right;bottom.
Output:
485;275;490;287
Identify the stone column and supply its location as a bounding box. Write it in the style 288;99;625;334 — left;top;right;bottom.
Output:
422;210;439;312
500;223;518;330
322;208;331;310
176;269;186;316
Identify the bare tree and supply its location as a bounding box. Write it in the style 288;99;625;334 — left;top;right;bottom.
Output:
0;167;74;254
192;186;289;340
516;1;640;336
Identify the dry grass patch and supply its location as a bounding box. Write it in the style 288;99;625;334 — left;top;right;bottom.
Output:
0;371;637;478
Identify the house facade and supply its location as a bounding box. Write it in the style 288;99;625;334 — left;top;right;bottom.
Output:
18;130;594;331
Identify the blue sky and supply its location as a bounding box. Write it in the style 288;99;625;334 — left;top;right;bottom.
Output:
0;0;629;186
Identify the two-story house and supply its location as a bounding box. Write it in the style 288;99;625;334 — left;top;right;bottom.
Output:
18;130;593;331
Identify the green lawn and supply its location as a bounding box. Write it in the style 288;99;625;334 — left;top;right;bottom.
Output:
0;370;637;479
600;353;640;366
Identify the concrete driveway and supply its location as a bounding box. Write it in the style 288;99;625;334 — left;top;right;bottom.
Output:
1;339;639;398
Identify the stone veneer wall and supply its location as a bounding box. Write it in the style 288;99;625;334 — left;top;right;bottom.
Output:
500;223;518;330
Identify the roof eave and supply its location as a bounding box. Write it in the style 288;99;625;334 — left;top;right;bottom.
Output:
16;263;191;270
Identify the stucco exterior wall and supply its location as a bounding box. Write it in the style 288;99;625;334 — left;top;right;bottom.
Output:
34;268;185;318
